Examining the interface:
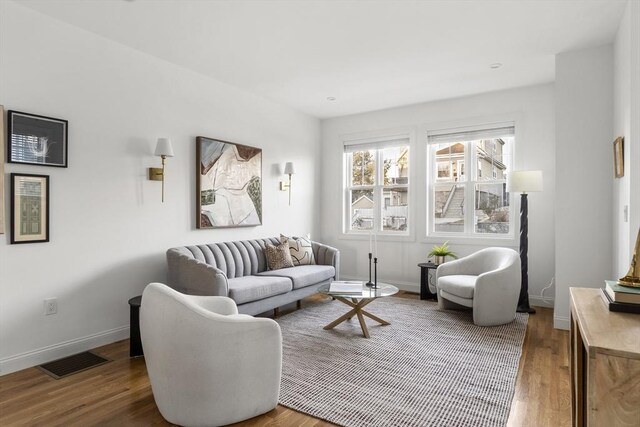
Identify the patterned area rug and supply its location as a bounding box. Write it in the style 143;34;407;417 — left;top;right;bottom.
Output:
276;296;528;427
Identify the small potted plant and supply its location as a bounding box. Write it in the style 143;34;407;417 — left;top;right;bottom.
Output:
428;241;458;265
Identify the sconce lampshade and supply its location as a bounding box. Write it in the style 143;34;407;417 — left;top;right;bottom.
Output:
154;138;174;157
284;162;295;175
507;170;543;193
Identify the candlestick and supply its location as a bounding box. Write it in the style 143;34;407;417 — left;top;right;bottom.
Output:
365;252;374;287
374;257;378;289
374;233;378;257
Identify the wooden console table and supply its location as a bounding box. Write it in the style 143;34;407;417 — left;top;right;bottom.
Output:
570;287;640;426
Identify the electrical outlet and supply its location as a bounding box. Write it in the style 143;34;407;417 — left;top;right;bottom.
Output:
44;298;57;315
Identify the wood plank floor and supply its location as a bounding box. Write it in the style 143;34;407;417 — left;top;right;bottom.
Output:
0;293;570;426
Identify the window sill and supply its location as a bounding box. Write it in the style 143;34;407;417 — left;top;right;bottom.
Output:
339;232;415;243
422;235;519;247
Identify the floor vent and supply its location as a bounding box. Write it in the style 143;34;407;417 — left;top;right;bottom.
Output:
38;351;110;379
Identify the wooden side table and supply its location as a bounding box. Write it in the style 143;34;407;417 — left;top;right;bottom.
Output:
128;295;143;357
570;287;640;426
417;262;438;300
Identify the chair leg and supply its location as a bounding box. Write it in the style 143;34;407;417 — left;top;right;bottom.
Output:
274;307;279;317
296;300;302;310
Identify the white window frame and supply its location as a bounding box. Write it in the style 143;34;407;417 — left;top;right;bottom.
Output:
426;122;515;242
342;132;412;238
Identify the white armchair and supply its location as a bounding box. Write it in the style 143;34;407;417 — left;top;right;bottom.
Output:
436;248;521;326
140;282;282;426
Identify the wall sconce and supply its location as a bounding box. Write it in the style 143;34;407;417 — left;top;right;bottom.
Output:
148;138;174;203
279;162;295;205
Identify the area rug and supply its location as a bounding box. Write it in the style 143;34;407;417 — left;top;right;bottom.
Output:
276;297;528;427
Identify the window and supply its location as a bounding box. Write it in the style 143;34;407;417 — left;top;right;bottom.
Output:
427;125;513;238
344;137;410;234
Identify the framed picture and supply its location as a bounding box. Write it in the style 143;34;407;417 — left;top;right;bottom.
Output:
196;136;262;228
7;110;68;167
10;173;50;244
613;136;624;178
0;105;5;234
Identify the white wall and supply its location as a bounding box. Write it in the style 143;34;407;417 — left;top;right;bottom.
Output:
0;2;320;374
554;45;613;329
613;1;640;278
320;84;556;306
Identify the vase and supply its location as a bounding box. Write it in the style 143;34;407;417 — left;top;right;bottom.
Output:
435;255;446;265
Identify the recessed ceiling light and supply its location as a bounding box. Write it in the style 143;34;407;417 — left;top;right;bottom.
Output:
327;97;336;101
490;63;502;69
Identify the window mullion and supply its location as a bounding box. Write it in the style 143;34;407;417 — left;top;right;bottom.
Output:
465;142;473;235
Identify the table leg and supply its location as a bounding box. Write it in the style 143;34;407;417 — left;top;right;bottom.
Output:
420;267;428;300
324;297;389;338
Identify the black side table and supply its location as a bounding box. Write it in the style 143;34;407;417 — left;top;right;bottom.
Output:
417;262;439;301
128;295;143;357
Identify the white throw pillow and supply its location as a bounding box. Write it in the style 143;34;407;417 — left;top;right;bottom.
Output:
280;234;315;266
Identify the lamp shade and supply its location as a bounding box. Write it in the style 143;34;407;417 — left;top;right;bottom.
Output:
154;138;174;157
284;162;295;175
507;170;543;193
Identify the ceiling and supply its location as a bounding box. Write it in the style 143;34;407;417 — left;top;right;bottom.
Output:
18;0;628;119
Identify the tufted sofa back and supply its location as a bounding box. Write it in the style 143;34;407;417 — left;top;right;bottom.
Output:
168;237;281;279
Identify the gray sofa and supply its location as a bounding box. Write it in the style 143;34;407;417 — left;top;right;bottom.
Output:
166;237;340;315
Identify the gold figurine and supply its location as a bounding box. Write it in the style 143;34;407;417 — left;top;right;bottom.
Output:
619;229;640;287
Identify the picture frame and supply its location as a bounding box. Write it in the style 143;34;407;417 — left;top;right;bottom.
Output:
10;173;50;244
196;136;262;229
0;105;5;234
613;136;624;178
7;110;68;168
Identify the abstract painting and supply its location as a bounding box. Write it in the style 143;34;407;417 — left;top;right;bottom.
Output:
196;136;262;228
8;110;68;167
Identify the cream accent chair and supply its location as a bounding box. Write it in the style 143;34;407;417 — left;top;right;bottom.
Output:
436;248;521;326
140;282;282;427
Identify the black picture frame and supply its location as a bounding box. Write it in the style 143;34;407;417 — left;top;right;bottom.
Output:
10;173;50;244
196;136;262;229
7;110;68;168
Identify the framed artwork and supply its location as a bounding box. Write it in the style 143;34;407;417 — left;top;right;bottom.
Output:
8;110;68;167
10;173;50;244
0;105;5;234
196;136;262;228
613;136;624;178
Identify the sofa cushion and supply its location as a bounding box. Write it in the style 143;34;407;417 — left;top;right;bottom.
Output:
438;275;477;299
227;275;293;304
264;242;295;270
257;265;335;289
280;234;315;266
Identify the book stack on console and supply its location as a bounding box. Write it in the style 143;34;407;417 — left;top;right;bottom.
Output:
329;281;364;295
601;280;640;314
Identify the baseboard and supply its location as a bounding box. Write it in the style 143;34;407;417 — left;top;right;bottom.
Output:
0;325;130;376
554;315;570;330
341;276;421;294
529;295;554;308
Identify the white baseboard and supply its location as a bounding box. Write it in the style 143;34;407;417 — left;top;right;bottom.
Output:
341;276;421;294
554;315;570;330
529;295;554;308
0;325;130;376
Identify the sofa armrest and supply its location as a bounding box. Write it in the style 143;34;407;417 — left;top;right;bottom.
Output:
312;242;340;280
166;249;229;296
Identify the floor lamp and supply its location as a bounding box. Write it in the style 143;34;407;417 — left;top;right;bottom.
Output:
507;170;543;314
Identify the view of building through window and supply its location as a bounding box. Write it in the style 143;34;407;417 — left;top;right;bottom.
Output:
432;137;512;236
346;144;410;233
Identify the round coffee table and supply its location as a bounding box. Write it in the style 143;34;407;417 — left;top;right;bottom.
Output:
318;282;399;338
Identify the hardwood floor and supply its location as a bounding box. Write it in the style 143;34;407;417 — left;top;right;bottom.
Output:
0;293;570;426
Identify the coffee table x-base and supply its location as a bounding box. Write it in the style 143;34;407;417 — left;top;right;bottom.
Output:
318;282;399;338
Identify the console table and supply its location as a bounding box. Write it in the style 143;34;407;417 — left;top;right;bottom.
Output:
570;287;640;426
